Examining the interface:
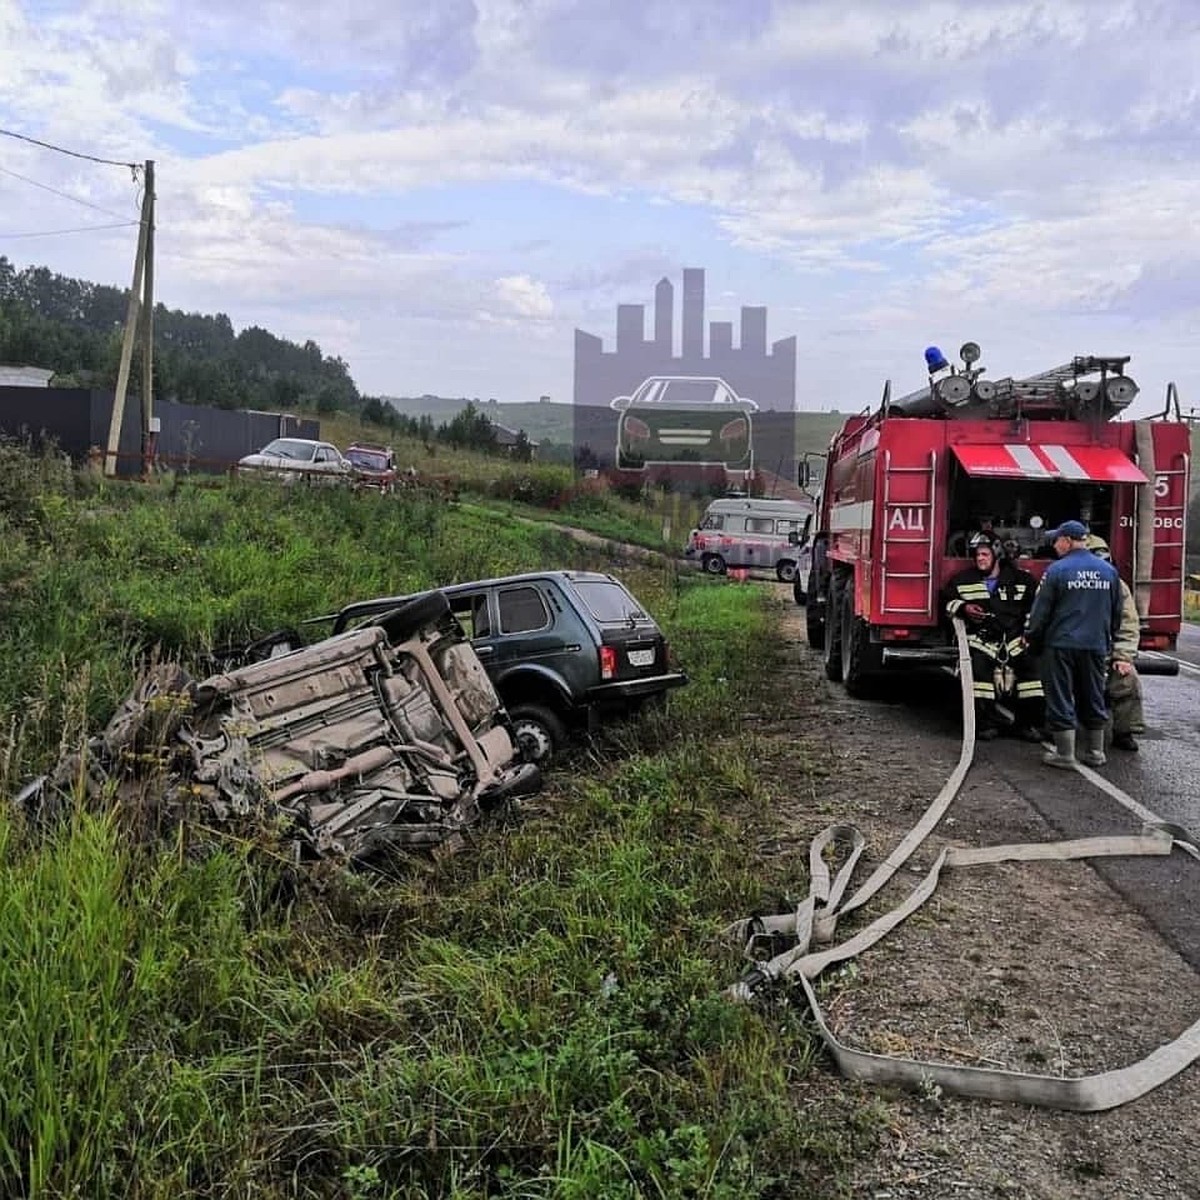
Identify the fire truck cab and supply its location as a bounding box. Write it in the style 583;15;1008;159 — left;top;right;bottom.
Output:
805;344;1191;696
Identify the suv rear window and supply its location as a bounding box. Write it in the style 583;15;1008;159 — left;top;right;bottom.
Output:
573;580;646;623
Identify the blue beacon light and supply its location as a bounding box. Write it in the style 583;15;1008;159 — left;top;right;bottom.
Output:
924;346;949;373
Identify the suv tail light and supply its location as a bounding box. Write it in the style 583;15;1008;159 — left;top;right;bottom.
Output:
600;645;617;680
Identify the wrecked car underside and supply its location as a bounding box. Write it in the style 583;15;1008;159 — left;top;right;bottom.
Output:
18;593;541;864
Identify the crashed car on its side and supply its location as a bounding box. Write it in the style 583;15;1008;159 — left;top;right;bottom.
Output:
17;592;540;864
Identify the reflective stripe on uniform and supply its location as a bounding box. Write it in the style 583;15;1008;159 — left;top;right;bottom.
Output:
1016;680;1044;697
967;635;1002;656
972;681;996;699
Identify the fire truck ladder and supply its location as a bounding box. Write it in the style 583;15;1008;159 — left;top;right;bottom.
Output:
1144;449;1190;624
992;356;1133;407
879;449;938;617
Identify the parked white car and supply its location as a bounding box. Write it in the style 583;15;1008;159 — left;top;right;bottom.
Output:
236;438;351;484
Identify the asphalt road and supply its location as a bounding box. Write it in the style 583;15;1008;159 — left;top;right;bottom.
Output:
858;629;1200;972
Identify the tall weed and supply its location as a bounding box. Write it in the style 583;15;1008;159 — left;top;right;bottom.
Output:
0;447;882;1197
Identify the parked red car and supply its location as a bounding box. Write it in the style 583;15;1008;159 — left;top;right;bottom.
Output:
345;443;398;494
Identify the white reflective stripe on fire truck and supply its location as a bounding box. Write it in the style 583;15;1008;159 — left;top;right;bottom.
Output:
1038;444;1090;480
1005;444;1053;477
829;502;872;532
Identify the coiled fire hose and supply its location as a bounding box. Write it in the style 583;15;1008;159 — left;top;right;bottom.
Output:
726;616;1200;1111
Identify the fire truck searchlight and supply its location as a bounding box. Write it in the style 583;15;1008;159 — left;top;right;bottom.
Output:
803;344;1190;705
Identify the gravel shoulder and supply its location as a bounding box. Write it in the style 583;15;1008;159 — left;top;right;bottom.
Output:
743;587;1200;1200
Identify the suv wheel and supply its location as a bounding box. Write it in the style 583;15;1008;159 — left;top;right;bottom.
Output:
509;704;567;763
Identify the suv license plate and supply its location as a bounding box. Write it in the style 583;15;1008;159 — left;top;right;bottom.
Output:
627;649;655;667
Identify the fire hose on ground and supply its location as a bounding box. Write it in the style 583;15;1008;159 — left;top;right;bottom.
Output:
726;616;1200;1111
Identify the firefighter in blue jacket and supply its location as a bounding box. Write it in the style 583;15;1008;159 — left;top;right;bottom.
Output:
1024;520;1123;770
943;532;1043;740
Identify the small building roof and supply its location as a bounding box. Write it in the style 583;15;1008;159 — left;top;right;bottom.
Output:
489;420;539;447
0;364;55;387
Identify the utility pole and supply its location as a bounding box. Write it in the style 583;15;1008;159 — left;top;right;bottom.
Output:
105;159;153;478
141;160;155;475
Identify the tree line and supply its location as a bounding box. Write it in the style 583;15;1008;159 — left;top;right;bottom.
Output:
0;256;359;414
0;257;543;460
359;397;535;462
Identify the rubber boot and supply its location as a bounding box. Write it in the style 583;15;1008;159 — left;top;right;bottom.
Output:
1042;729;1076;770
1079;726;1106;768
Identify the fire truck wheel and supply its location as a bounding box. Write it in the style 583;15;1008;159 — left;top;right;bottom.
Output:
805;599;825;649
823;575;844;682
776;560;797;583
841;589;883;698
702;553;727;576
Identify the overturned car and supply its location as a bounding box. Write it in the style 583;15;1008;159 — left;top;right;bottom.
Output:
18;593;541;864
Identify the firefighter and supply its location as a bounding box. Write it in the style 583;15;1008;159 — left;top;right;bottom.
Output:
1086;534;1144;752
1024;520;1123;769
943;532;1044;741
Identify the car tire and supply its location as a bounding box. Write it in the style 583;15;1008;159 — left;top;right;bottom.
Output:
823;574;844;682
509;704;566;764
776;559;797;583
841;584;883;698
805;598;825;649
702;553;727;576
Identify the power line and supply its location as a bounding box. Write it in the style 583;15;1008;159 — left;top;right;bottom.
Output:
0;126;140;171
0;164;135;222
1;220;140;239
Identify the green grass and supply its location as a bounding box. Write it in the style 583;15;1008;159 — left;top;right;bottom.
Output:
0;442;884;1198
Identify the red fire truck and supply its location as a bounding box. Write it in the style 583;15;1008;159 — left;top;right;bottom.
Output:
804;344;1191;696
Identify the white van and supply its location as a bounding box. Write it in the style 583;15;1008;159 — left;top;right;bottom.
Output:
684;497;814;582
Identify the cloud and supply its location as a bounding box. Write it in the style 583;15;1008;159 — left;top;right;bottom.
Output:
0;0;1197;409
492;274;554;319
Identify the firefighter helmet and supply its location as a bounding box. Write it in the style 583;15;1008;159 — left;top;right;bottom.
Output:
1086;533;1112;561
968;532;996;555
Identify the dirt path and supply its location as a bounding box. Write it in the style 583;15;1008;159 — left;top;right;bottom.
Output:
746;588;1200;1199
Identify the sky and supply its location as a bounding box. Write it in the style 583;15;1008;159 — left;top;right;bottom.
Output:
1;0;1198;418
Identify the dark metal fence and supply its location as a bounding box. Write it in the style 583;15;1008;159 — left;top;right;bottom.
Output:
0;388;319;476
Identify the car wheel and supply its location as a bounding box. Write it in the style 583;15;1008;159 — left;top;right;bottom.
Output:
776;559;797;583
508;704;566;763
841;584;883;698
823;574;844;682
702;553;727;576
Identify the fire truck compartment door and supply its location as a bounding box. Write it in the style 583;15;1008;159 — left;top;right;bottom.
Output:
950;443;1148;484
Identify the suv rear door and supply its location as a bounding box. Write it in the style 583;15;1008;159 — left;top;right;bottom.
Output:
569;577;670;682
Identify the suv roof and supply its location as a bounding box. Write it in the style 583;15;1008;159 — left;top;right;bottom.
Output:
322;571;640;635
